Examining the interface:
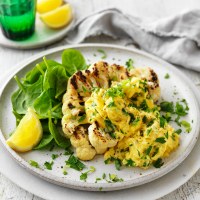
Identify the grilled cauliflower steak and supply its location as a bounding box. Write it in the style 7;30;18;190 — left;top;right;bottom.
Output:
70;126;96;160
62;61;161;161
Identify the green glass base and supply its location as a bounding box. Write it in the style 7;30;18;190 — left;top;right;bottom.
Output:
1;25;35;41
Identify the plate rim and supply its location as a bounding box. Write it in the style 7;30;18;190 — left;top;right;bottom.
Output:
0;43;199;191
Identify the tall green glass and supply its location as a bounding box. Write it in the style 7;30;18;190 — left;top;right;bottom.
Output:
0;0;36;41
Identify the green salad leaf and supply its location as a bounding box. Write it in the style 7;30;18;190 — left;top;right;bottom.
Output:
34;133;54;150
33;90;53;118
48;114;71;149
11;76;43;115
62;49;87;76
11;48;88;151
43;65;68;99
24;60;62;84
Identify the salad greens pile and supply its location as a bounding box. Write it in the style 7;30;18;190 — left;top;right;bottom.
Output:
11;49;88;150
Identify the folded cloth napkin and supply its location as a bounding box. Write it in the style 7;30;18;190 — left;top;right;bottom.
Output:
66;8;200;72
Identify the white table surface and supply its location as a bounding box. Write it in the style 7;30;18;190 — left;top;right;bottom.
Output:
1;0;200;199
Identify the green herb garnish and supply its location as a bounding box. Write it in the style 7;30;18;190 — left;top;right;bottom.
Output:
126;159;135;167
155;137;166;144
44;161;54;170
109;174;124;182
153;158;164;168
114;159;121;170
65;155;86;171
159;117;166;128
132;117;140;126
106;87;124;98
64;148;73;155
164;132;169;139
164;73;170;79
175;102;188;116
95;178;101;183
51;154;59;160
104;118;116;138
175;115;181;126
82;86;88;93
80;166;96;182
146;128;152;136
107;101;116;107
181;99;189;111
160;101;174;113
145;146;152;155
181;120;192;133
63;171;68;175
139;100;148;111
174;129;182;135
97;49;107;59
78;114;86;123
29;160;40;168
163;112;171;122
125;59;134;71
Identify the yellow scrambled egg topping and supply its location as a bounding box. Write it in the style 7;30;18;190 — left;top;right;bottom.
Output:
85;77;179;169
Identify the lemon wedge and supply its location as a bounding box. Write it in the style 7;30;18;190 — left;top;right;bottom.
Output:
37;0;63;14
7;108;43;152
40;4;73;29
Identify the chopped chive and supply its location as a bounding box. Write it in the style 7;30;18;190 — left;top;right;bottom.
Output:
155;137;166;144
78;114;86;122
102;173;106;179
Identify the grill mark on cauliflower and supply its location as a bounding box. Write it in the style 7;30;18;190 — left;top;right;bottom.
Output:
88;122;117;154
62;61;161;161
70;75;78;89
70;126;96;161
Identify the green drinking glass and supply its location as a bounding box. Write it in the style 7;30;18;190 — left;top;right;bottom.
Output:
0;0;36;41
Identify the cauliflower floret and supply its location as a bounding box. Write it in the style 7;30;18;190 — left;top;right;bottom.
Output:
76;147;96;161
70;126;96;160
129;67;160;102
88;122;117;154
61;114;79;138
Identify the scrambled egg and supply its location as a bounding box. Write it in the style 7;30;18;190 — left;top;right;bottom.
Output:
62;61;179;168
85;77;179;168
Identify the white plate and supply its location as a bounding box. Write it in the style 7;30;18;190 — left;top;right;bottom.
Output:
0;135;199;200
0;44;199;192
0;14;74;49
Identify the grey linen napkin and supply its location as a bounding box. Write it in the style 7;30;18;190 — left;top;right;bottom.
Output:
66;8;200;72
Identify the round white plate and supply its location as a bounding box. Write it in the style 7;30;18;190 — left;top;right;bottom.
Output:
0;44;199;192
0;14;74;49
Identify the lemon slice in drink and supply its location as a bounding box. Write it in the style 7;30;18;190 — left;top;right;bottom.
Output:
37;0;63;14
7;108;43;152
40;4;73;29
